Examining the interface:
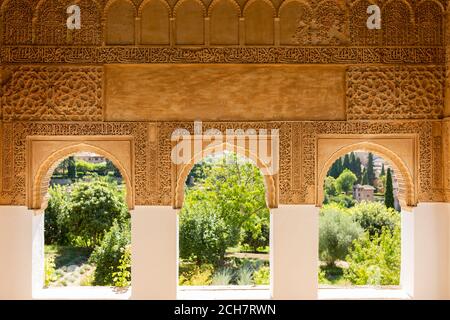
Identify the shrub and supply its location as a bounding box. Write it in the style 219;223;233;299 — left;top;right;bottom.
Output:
318;268;329;285
253;266;270;285
324;176;338;197
237;266;254;286
179;264;213;286
344;226;401;286
179;202;239;266
89;220;131;286
112;245;131;287
324;194;356;208
241;223;269;253
44;255;57;287
350;201;400;237
319;205;363;266
212;268;234;286
67;178;128;248
45;185;71;245
335;169;357;195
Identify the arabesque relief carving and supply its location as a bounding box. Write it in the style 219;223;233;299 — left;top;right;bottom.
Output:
347;66;445;120
0;0;446;47
1;66;103;121
0;121;438;207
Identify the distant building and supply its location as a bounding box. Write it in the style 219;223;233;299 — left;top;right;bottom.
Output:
353;184;375;202
74;152;105;164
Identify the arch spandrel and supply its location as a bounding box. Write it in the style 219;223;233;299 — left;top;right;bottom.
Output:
316;137;418;209
27;136;135;212
171;135;279;210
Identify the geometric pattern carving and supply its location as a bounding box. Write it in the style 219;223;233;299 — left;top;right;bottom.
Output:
0;120;438;206
1;66;103;121
347;66;445;120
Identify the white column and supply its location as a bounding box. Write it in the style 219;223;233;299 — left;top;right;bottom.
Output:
0;206;43;299
411;203;449;300
271;205;318;300
131;206;178;300
401;209;414;297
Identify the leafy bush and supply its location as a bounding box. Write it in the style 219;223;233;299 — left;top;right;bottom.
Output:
350;201;400;237
324;176;338;197
179;202;239;266
179;264;213;286
236;266;253;285
112;245;131;287
89;220;131;286
324;194;356;208
318;268;329;285
319;205;363;266
180;153;269;267
253;266;270;285
344;226;401;286
44;255;57;287
44;185;70;245
335;169;357;195
241;223;269;253
66;178;128;247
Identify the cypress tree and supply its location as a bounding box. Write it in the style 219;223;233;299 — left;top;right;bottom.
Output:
380;163;385;177
385;168;395;209
343;154;351;171
355;157;362;182
362;168;369;185
350;152;356;173
67;156;77;180
367;153;375;186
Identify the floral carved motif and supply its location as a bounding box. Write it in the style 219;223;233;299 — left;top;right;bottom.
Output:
0;120;438;206
347;66;445;120
1;66;103;121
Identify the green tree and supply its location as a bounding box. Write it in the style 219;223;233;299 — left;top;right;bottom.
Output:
106;159;122;178
66;178;128;247
89;219;131;286
179;153;269;266
349;152;356;173
385;168;395;210
354;157;362;182
324;176;338;197
350;201;400;237
44;185;70;245
179;201;239;266
367;153;375;186
335;169;357;195
343;154;351;171
328;158;344;179
344;227;401;286
380;163;386;177
319;205;363;266
362;168;369;185
67;156;76;179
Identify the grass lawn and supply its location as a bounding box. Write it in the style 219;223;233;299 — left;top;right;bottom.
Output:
45;245;96;287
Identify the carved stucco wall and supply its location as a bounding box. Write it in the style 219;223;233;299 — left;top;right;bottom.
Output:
0;120;444;208
0;0;446;47
0;0;449;208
